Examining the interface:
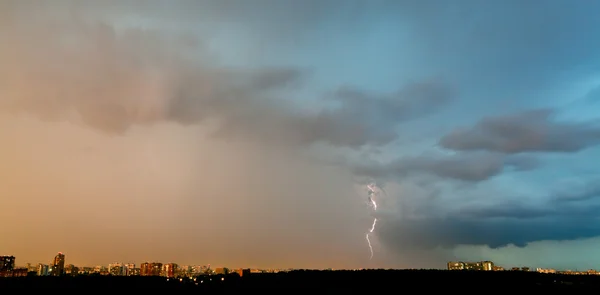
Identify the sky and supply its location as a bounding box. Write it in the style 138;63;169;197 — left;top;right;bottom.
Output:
2;0;600;270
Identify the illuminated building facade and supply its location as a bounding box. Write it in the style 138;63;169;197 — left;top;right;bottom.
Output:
51;252;65;276
140;262;162;276
162;263;178;278
447;261;465;270
448;261;495;271
482;261;494;271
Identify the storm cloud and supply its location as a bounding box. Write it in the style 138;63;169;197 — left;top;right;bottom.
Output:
0;13;455;149
3;0;600;270
439;109;600;154
353;152;538;182
376;178;600;250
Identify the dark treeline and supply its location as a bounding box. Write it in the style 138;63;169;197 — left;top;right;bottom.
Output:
1;270;599;291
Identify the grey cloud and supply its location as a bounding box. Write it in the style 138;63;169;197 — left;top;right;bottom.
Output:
439;109;600;154
0;10;454;149
376;180;600;251
456;203;554;220
503;154;540;171
353;152;537;182
208;79;454;148
552;178;600;202
377;215;600;250
172;73;455;148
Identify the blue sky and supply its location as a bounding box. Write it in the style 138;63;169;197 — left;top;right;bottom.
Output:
2;0;600;269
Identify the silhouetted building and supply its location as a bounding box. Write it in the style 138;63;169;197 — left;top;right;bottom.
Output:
65;264;79;276
10;268;28;277
0;256;15;272
215;267;229;275
51;252;65;276
236;268;251;277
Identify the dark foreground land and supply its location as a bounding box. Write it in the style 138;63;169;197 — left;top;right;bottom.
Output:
1;270;600;291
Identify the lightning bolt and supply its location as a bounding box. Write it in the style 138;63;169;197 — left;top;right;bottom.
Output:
365;218;377;259
365;183;379;260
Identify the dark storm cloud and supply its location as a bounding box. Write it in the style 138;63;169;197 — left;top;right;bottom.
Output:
439;109;600;154
552;179;600;202
353;152;538;182
377;215;600;249
377;180;600;250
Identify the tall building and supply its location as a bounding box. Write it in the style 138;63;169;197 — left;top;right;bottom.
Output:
482;261;494;271
51;252;65;276
108;263;125;276
124;263;136;276
37;264;50;276
162;263;178;278
140;262;151;276
151;263;162;276
0;256;15;272
140;262;163;276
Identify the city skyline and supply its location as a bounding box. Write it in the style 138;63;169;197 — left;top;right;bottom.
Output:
2;0;600;270
4;252;599;277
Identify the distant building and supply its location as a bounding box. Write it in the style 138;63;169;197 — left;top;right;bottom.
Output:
465;262;483;270
447;261;465;270
140;262;162;276
65;264;79;276
215;267;229;275
448;261;495;271
162;263;178;278
140;263;151;276
129;268;140;276
37;264;50;276
10;268;28;277
109;263;126;276
537;268;557;274
236;268;251;277
151;263;162;276
51;252;65;276
0;256;15;272
482;261;494;271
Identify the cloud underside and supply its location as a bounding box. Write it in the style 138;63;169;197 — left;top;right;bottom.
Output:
439;109;600;154
376;189;600;249
378;216;600;250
